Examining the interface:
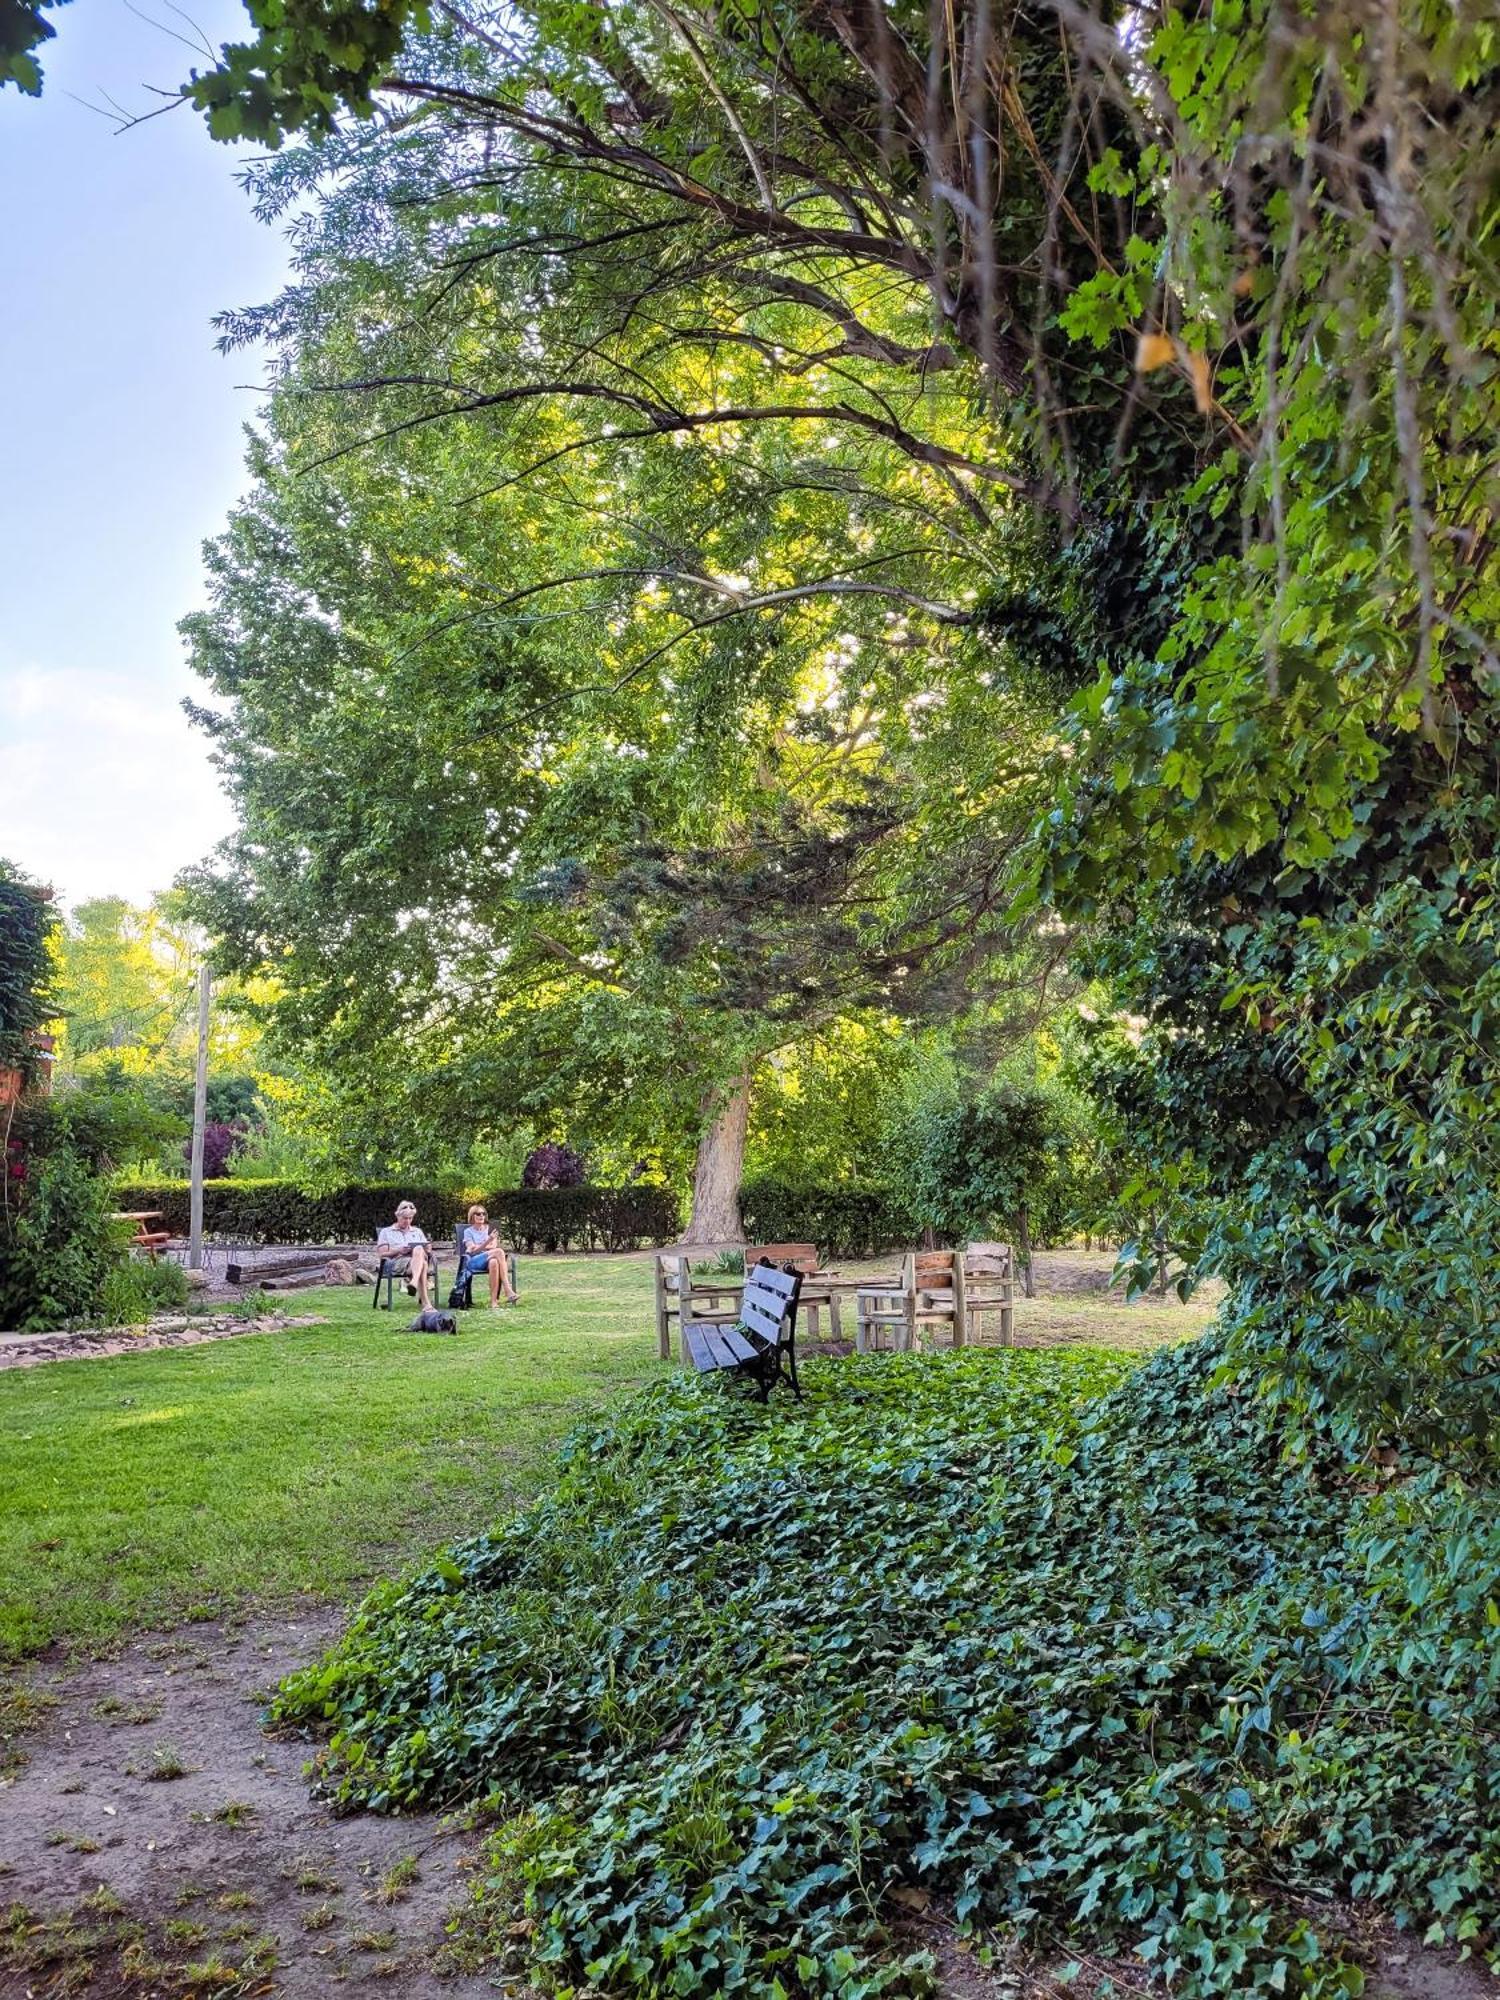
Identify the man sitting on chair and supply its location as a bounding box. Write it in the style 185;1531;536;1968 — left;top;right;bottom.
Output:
461;1204;518;1309
376;1200;433;1307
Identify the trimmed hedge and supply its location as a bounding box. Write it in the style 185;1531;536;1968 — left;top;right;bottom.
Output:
738;1179;917;1259
110;1180;679;1253
497;1186;680;1253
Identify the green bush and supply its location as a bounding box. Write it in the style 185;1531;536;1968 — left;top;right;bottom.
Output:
0;1140;118;1331
738;1179;914;1257
273;1342;1500;1997
98;1257;190;1327
107;1179;678;1251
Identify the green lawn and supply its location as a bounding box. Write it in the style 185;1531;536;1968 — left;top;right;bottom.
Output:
0;1252;1206;1663
0;1255;660;1661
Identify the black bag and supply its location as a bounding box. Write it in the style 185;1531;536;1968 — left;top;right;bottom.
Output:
447;1281;469;1310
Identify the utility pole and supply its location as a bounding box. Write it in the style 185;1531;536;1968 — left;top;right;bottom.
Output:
188;963;211;1271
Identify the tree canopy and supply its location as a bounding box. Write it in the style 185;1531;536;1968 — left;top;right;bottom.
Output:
144;0;1495;1430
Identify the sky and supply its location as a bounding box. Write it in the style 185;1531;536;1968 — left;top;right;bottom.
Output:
0;0;288;911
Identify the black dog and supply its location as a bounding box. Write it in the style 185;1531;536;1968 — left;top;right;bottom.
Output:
407;1309;458;1335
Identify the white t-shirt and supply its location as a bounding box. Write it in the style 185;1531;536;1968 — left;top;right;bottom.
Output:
376;1223;428;1253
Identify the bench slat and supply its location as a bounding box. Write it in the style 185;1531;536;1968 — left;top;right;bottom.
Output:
745;1264;797;1299
689;1326;734;1369
684;1325;717;1371
686;1324;758;1373
743;1274;794;1308
741;1299;787;1345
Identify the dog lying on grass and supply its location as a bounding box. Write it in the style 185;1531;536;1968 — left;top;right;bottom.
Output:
407;1310;458;1335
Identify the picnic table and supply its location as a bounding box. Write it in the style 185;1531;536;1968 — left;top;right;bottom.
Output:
110;1210;171;1256
677;1255;894;1341
657;1241;1015;1361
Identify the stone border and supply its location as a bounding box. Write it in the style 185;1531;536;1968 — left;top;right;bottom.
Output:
0;1311;327;1372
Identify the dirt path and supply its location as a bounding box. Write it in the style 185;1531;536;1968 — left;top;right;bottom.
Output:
0;1613;497;1998
4;1609;1493;2000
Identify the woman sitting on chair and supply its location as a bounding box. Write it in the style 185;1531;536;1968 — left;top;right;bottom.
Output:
461;1204;518;1308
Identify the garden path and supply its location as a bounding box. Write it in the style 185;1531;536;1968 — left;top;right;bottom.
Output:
0;1612;493;1998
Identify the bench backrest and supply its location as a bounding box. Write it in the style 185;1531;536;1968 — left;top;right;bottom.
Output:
746;1241;819;1276
965;1241;1013;1280
741;1262;801;1347
655;1250;690;1295
911;1248;959;1293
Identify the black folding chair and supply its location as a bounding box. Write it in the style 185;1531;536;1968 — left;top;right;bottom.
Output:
448;1224;521;1309
372;1240;441;1311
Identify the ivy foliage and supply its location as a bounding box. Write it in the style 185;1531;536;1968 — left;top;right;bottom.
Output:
275;1347;1500;1997
1073;712;1500;1458
0;860;55;1082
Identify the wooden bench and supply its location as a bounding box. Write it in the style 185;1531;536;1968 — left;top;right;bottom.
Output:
964;1241;1016;1345
683;1261;803;1402
856;1244;1016;1350
653;1250;745;1359
856;1249;966;1351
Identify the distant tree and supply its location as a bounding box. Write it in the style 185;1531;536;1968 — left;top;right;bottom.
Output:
910;1087;1056;1295
193;1120;248;1180
521;1143;586;1191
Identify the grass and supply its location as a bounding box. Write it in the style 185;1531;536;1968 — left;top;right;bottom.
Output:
142;1742;189;1782
374;1854;420;1906
0;1250;1210;1663
0;1255;663;1660
0;1890;279;1997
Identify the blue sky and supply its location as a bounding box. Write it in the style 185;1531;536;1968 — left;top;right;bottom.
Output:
0;0;287;909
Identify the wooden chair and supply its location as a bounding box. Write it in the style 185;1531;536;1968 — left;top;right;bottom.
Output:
855;1250;969;1353
654;1252;744;1361
964;1241;1016;1345
682;1263;804;1402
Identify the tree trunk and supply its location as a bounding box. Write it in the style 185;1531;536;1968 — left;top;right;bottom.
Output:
679;1077;751;1245
1017;1204;1035;1299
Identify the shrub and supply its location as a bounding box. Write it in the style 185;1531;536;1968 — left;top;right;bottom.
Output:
99;1257;189;1327
189;1121;247;1180
106;1179;679;1251
273;1342;1500;1998
738;1179;914;1258
0;1139;118;1331
496;1186;679;1253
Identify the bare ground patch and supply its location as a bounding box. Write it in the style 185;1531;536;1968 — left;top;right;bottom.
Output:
0;1612;499;1999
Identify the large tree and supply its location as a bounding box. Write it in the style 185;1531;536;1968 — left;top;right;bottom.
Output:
167;0;1497;1418
184;295;1063;1228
